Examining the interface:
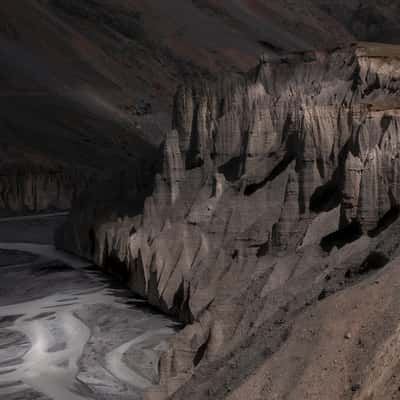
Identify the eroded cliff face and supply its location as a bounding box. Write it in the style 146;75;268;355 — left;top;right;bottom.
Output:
173;43;400;232
0;167;94;214
0;145;100;215
59;43;400;399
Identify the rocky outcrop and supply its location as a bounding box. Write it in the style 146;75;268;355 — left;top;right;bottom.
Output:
59;43;400;399
0;166;95;214
174;44;400;231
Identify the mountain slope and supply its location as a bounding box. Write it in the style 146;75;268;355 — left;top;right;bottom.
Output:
2;0;400;215
0;0;266;214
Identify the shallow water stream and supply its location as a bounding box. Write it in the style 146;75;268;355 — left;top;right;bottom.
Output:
0;215;176;400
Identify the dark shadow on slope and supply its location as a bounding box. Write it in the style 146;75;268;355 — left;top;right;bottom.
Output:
345;251;389;279
316;251;390;308
362;74;381;97
258;40;284;53
244;154;294;196
310;136;354;213
171;280;185;316
104;253;130;282
253;242;269;258
309;180;341;212
193;332;211;367
218;156;242;182
320;220;362;252
368;205;400;238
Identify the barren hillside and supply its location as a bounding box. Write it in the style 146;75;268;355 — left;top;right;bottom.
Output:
3;0;400;214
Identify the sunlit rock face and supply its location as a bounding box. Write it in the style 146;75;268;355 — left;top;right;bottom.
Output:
59;43;400;399
174;44;400;232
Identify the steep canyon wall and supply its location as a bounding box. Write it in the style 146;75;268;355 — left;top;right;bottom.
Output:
60;43;400;400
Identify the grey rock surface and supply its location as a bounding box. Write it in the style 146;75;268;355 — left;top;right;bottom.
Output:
60;43;400;399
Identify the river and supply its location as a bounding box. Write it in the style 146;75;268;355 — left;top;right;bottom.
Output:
0;214;176;400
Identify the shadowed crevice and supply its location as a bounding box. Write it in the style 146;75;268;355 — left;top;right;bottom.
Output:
309;180;341;213
368;205;400;238
218;156;243;182
244;154;294;196
193;332;211;367
320;220;362;252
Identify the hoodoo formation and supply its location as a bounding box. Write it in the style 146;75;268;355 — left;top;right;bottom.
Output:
59;43;400;399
